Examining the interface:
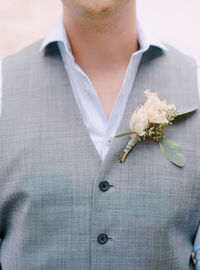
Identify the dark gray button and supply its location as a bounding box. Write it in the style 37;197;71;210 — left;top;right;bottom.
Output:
99;181;110;192
97;233;109;245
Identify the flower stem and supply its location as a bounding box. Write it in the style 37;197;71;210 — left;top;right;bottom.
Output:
119;135;139;163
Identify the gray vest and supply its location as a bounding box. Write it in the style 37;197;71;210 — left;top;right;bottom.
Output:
0;40;200;270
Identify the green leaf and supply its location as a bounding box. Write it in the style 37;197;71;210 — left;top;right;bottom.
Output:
159;139;185;167
177;106;199;116
115;131;135;138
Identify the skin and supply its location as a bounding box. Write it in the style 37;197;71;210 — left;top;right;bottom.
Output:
61;0;138;120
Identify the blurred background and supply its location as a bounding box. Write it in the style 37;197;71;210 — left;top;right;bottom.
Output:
0;0;200;63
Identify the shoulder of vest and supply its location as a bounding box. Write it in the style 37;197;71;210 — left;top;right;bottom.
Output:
161;42;197;69
162;42;199;95
143;42;198;94
2;39;60;84
3;39;43;62
143;42;200;109
2;39;59;68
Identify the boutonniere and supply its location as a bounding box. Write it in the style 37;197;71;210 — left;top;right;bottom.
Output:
115;89;198;167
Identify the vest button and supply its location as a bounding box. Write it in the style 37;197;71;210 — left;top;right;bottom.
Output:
99;181;110;192
97;233;109;245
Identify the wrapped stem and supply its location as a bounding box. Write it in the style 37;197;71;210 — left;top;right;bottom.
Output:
119;135;139;163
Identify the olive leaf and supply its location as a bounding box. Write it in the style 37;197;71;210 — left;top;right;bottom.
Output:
177;106;199;116
159;139;185;167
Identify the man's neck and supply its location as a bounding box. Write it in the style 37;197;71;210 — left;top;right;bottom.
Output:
62;1;139;72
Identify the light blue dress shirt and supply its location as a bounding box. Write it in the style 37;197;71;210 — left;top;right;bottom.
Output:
0;14;200;268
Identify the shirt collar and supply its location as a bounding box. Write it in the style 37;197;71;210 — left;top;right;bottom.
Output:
40;14;72;56
40;14;168;56
136;18;168;52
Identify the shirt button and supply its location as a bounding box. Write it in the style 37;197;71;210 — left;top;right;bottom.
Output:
84;87;90;94
107;137;112;145
97;233;109;245
99;181;111;192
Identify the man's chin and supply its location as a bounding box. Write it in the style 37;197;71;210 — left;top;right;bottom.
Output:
83;2;116;17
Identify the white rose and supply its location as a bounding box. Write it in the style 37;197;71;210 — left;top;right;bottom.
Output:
148;111;168;124
143;89;169;124
129;106;149;136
